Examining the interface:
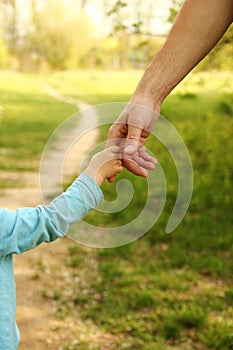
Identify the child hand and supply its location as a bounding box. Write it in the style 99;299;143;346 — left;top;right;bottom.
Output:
84;146;122;186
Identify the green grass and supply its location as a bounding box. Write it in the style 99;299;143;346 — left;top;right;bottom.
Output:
0;71;77;175
43;69;144;105
1;69;233;349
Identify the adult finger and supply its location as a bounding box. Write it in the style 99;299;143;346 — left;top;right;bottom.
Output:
132;154;156;170
122;158;148;178
138;146;157;165
124;125;142;155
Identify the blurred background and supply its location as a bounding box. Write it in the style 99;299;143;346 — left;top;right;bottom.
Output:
0;1;232;349
0;0;231;72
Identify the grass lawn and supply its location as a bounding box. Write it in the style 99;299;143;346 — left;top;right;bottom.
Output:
0;71;77;175
0;69;233;349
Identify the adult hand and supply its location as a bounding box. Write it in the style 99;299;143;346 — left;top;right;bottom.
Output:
107;101;160;182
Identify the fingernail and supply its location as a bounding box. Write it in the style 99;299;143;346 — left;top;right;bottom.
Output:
150;163;156;170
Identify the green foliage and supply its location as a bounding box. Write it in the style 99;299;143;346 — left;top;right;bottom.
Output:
167;0;183;24
1;0;231;71
28;0;94;70
107;0;127;16
0;38;9;68
0;0;18;55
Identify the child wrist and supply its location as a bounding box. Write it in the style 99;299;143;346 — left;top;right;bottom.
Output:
83;168;103;187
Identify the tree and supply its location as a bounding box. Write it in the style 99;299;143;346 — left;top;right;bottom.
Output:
0;37;9;68
0;0;18;54
27;0;94;70
167;0;183;24
106;0;165;69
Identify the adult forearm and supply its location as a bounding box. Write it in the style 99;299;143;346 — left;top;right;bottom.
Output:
131;0;233;108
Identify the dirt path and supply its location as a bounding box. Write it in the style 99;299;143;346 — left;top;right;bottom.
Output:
1;91;100;349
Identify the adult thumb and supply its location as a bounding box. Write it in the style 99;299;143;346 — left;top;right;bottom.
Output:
124;125;142;155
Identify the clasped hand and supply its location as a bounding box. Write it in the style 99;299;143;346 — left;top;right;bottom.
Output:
107;103;159;182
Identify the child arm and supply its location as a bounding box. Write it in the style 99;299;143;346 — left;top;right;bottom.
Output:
0;146;122;258
0;173;103;258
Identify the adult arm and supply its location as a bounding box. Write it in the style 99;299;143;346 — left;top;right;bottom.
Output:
130;0;233;109
108;0;233;179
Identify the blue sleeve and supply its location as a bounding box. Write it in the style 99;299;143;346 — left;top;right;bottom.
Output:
0;174;103;258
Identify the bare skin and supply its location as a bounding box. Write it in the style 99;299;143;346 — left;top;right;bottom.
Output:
84;146;122;186
108;0;233;181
